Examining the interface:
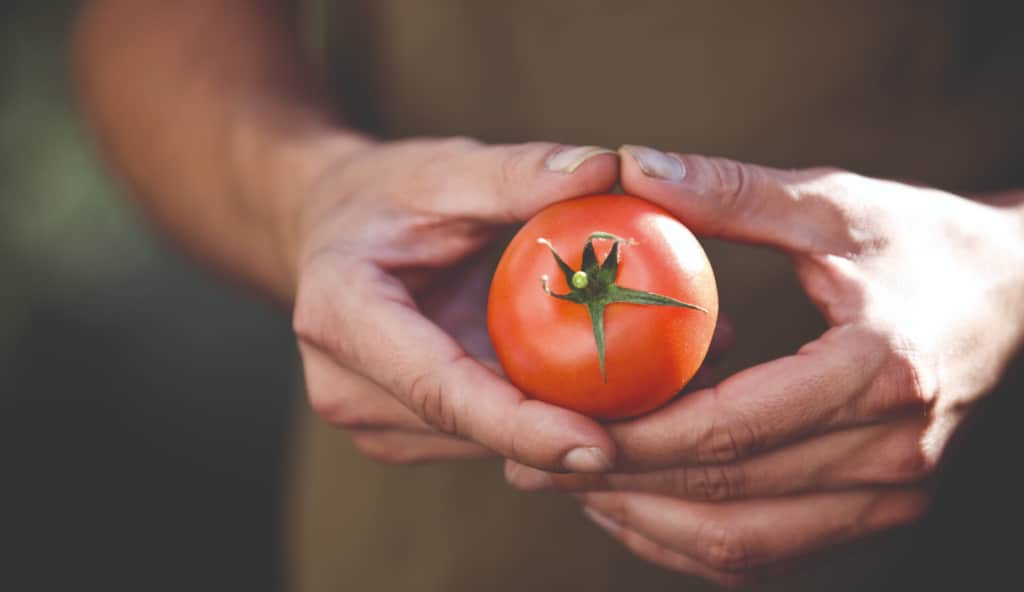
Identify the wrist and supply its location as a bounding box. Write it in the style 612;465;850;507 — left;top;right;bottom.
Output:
231;105;375;302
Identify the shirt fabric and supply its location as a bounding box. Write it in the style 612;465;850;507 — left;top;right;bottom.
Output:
287;2;1024;590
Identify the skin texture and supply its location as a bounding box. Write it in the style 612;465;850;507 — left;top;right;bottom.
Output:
506;146;1024;587
290;139;624;471
75;0;622;473
75;1;1024;586
488;195;718;419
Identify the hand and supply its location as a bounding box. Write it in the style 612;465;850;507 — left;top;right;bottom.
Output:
505;145;1024;586
291;137;623;468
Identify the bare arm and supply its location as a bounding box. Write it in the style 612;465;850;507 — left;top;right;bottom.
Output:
73;0;622;472
74;0;365;302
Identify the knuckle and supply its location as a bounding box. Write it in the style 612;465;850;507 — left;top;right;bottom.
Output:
682;463;747;501
646;469;689;495
498;143;534;189
708;157;756;212
697;521;752;572
696;414;760;464
407;365;461;436
889;340;937;406
790;167;880;255
867;335;937;416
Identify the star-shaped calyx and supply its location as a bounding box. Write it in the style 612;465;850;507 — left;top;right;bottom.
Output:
537;232;708;382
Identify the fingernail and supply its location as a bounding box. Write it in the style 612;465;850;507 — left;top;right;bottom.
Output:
506;462;554;490
545;145;616;174
583;506;622;535
562;446;612;473
620;144;685;182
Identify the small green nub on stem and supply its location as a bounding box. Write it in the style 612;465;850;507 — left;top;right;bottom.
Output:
571;270;589;289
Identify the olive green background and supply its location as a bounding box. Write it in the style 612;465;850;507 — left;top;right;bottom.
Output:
1;3;296;590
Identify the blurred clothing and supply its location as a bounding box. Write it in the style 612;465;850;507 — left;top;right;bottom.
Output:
288;2;1024;590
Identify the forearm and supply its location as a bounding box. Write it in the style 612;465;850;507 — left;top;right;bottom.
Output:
74;0;367;302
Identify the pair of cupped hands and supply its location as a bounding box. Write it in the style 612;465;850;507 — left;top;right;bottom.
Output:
290;137;1024;586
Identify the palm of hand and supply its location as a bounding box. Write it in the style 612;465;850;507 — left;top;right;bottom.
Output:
293;139;621;467
413;244;505;371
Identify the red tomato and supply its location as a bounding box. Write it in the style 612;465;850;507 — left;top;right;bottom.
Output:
487;194;718;420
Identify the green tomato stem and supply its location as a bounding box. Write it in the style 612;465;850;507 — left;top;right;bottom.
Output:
537;232;708;382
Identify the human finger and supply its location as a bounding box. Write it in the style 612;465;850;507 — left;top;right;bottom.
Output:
450;140;621;223
349;430;494;465
507;416;933;499
581;488;930;573
294;255;616;473
582;509;753;588
604;324;923;472
618;144;868;256
300;341;436;433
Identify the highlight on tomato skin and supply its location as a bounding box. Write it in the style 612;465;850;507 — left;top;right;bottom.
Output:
487;194;718;421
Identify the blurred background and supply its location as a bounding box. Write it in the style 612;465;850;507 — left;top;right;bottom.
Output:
3;2;1022;592
2;2;296;590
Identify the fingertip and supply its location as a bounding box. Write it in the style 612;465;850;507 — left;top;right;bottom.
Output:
617;145;708;225
619;144;686;183
508;399;617;473
544;145;618;175
619;144;686;187
536;143;621;213
562;446;613;473
487;142;620;221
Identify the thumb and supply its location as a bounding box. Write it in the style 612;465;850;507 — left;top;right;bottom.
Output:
618;145;857;254
294;254;617;473
458;142;621;223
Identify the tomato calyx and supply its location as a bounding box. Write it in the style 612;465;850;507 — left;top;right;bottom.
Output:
537;232;708;382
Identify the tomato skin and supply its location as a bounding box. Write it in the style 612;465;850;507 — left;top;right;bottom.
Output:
487;194;718;420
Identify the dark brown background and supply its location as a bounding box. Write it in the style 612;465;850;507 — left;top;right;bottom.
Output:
1;3;296;590
3;2;1022;591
